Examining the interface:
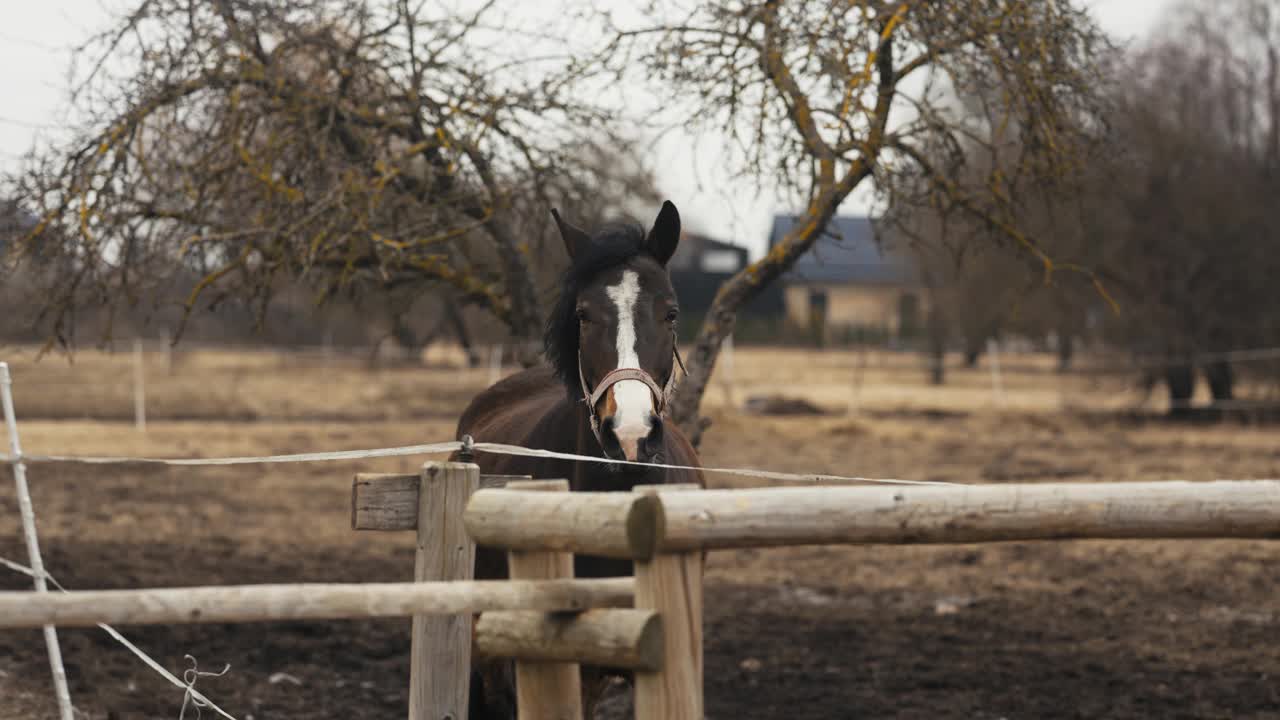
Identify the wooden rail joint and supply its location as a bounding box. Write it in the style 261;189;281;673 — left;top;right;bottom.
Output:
464;488;664;560
352;471;529;531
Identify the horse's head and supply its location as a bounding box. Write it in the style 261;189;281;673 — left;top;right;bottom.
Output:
545;201;684;464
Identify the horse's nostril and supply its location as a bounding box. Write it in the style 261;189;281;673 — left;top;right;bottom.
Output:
647;415;663;440
637;415;664;460
597;415;624;457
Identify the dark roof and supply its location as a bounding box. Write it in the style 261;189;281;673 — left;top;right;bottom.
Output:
768;214;918;286
668;231;748;272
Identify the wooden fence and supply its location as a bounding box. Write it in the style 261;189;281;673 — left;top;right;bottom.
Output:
3;465;1279;720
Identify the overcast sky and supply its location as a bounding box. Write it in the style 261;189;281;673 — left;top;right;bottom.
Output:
0;0;1175;259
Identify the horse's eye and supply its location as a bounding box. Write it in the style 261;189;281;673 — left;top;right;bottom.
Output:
665;308;679;323
576;308;589;324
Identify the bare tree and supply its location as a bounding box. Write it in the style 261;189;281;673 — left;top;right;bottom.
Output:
8;0;650;360
899;0;1280;415
1096;0;1280;412
600;0;1112;442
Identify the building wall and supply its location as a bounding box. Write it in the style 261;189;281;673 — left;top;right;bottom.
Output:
783;283;925;339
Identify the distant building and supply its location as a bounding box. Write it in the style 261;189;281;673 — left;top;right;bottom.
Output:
768;214;925;343
0;200;39;257
667;230;784;340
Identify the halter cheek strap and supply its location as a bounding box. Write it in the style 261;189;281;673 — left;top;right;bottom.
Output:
578;339;687;452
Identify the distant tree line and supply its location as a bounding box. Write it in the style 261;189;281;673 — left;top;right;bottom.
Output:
898;0;1280;414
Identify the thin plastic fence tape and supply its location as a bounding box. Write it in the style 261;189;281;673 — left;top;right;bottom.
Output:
1;441;464;466
0;555;37;577
469;442;962;486
1;439;960;486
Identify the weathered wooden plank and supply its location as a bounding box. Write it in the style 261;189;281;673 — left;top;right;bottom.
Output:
652;480;1280;551
0;578;637;629
410;462;479;720
476;609;661;672
465;489;662;559
632;485;703;720
352;473;531;531
352;473;419;531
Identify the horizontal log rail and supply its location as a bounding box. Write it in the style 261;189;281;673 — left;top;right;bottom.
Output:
465;488;661;559
653;480;1280;551
0;578;635;629
464;481;1280;558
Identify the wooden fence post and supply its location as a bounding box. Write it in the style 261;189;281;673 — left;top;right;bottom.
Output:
632;484;703;720
503;480;583;720
410;461;479;720
987;337;1005;408
133;337;146;432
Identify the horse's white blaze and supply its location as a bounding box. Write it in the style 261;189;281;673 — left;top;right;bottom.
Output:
606;270;654;460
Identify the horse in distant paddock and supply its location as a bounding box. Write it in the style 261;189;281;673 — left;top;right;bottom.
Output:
452;200;705;718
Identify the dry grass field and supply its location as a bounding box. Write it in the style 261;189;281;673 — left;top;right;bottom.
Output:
1;343;1278;719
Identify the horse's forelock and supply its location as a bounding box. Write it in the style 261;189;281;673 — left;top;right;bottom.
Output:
544;221;652;399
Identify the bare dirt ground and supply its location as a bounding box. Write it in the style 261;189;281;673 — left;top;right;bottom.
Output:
1;344;1278;719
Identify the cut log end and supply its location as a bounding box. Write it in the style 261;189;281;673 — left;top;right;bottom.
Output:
475;609;663;671
626;494;663;561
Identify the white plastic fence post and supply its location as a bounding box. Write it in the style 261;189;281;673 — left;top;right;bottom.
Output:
133;338;147;432
987;337;1005;408
848;344;867;415
161;329;173;376
0;362;75;720
487;344;504;387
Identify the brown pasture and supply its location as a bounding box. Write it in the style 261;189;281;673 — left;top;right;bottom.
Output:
1;344;1277;719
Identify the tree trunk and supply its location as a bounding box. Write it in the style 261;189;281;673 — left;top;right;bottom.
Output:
927;305;946;386
1166;363;1195;419
669;182;862;445
444;296;481;368
481;216;543;368
666;7;887;444
1056;332;1074;373
1204;360;1234;402
963;336;982;368
391;313;424;364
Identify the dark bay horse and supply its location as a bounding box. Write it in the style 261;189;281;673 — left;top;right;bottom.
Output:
452;200;705;718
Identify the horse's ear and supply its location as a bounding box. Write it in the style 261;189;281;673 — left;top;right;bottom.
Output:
646;200;680;266
551;208;590;260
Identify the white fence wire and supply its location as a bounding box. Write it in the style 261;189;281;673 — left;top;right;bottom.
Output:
0;439;959;487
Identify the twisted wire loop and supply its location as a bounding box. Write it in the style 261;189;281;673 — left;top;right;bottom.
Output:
179;655;232;720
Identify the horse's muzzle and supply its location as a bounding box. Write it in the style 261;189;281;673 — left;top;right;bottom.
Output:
600;412;664;464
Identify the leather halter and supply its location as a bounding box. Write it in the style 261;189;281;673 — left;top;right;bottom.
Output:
577;336;687;453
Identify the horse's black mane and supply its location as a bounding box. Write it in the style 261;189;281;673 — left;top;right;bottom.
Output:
544;220;652;399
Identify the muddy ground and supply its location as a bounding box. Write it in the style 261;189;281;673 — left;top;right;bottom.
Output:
1;346;1277;719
